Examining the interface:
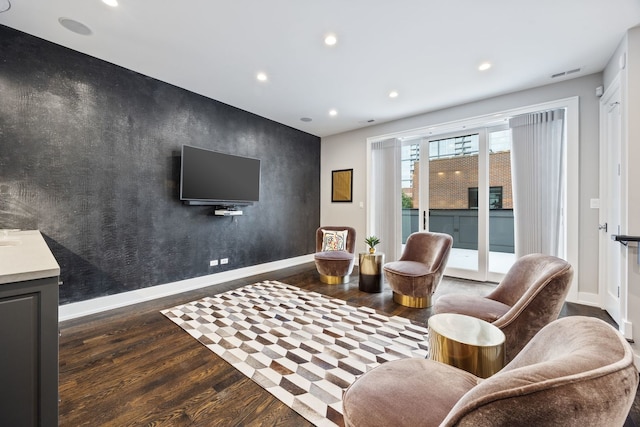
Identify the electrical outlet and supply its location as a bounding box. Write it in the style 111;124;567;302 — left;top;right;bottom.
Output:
221;258;229;265
209;259;218;267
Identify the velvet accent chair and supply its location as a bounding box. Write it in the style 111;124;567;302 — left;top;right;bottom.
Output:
342;316;639;427
314;226;356;284
433;253;573;363
383;232;453;308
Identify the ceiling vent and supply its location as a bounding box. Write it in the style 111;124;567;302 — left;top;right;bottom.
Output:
551;67;582;79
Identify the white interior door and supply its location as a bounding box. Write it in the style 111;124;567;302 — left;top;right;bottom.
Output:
599;80;622;325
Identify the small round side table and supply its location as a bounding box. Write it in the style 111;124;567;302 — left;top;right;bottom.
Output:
358;252;385;293
428;313;505;378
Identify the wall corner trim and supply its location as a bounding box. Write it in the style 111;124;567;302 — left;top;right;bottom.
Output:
59;254;315;321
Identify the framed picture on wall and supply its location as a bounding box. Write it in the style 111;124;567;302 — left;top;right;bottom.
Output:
331;169;353;202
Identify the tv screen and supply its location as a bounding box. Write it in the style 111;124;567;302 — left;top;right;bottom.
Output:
180;145;261;206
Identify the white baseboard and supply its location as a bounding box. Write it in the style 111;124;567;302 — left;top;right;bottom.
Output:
621;319;634;341
59;254;315;322
572;291;601;307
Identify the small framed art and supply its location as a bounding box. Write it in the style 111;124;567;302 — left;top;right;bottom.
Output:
331;169;353;202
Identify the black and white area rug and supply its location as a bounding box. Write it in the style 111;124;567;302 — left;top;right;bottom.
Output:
161;280;429;427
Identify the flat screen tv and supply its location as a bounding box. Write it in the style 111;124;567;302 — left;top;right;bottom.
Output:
180;145;261;206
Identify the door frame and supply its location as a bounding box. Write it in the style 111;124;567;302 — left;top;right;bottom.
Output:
598;75;627;333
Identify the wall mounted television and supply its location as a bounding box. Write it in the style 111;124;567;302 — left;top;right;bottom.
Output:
180;145;261;206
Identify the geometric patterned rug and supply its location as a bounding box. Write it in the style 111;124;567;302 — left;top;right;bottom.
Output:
160;280;430;427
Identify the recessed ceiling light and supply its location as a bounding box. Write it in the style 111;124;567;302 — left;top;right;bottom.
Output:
478;62;492;71
389;91;399;98
102;0;118;6
256;72;268;82
329;109;338;116
58;17;92;35
324;34;337;46
300;117;312;122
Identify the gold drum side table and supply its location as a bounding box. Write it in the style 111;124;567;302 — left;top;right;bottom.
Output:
428;313;505;378
358;252;384;293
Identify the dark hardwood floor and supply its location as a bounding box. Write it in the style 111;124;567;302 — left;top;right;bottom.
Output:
58;262;639;426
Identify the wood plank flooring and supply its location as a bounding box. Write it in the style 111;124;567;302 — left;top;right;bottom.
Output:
58;263;639;426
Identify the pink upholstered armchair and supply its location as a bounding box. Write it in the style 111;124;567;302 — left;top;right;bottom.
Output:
343;316;638;427
314;226;356;284
434;253;574;362
383;232;453;308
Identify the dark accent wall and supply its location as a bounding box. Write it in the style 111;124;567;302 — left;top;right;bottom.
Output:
0;25;320;305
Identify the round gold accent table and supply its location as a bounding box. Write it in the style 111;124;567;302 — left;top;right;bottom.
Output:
358;252;384;293
428;313;505;378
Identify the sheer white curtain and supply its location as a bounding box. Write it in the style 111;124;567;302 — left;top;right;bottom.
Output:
510;109;566;258
371;138;403;261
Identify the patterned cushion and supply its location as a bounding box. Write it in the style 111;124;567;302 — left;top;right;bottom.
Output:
322;229;348;251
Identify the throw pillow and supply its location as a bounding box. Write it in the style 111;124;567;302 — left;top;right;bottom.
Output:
322;229;348;251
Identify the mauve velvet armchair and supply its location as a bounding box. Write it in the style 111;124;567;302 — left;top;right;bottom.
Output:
434;253;573;362
383;232;453;308
343;316;638;427
314;226;356;284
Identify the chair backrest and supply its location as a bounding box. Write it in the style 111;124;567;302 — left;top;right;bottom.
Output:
487;253;574;361
489;253;572;306
442;316;639;426
398;232;453;269
315;226;356;254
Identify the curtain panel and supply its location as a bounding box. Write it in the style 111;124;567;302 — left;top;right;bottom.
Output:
510;109;566;258
371;139;403;261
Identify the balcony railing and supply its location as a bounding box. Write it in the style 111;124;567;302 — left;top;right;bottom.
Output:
402;208;514;254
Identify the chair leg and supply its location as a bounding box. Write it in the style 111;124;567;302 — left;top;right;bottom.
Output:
320;274;350;284
393;292;431;308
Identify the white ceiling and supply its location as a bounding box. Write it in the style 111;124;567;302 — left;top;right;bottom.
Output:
1;1;639;137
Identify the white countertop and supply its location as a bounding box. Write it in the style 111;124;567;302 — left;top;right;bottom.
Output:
0;230;61;285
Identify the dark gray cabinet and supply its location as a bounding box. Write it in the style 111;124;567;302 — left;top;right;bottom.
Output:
0;254;59;426
0;231;60;426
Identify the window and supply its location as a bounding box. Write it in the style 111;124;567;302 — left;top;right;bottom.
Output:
429;135;479;159
401;142;420;198
468;186;503;209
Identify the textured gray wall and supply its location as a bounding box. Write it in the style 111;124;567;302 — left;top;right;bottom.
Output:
0;25;320;304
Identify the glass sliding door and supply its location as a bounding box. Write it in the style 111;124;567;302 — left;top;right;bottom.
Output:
368;100;575;287
400;138;421;244
487;128;516;280
418;128;515;281
422;131;483;279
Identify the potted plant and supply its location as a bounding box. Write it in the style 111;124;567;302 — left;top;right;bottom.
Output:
364;236;380;254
